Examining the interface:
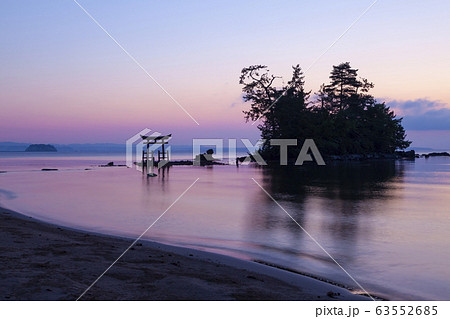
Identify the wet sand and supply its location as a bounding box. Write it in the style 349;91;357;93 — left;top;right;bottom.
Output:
0;206;368;301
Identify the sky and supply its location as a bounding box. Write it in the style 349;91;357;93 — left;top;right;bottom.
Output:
1;0;450;148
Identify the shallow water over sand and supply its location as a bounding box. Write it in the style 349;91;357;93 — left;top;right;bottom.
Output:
1;153;450;300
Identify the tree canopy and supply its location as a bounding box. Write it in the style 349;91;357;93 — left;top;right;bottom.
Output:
240;62;411;158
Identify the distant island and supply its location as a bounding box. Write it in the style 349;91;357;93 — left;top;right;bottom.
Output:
25;144;57;152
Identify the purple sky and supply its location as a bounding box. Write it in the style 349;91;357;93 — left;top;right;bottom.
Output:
1;1;449;148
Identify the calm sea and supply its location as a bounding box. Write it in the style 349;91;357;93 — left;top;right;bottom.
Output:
1;151;449;300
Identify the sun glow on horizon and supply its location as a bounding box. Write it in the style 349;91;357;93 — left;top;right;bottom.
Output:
1;1;449;147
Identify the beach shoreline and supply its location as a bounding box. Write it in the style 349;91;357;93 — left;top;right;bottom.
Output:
0;205;370;301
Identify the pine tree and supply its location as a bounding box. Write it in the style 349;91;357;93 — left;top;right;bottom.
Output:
240;62;411;160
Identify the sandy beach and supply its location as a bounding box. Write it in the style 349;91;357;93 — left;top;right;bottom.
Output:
0;206;369;301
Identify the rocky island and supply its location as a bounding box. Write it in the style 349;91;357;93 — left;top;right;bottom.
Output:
25;144;57;152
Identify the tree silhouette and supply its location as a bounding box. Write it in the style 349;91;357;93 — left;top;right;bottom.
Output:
320;62;374;113
240;64;312;158
240;62;411;159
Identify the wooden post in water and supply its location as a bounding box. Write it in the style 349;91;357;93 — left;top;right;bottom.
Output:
146;143;150;174
150;150;155;176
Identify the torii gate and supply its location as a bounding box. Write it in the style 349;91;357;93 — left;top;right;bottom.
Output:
141;133;171;177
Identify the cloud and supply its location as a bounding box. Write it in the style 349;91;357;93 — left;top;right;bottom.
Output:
383;98;450;130
387;98;445;115
229;93;246;108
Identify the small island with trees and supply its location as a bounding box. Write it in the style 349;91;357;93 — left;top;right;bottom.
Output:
25;144;57;152
240;62;412;162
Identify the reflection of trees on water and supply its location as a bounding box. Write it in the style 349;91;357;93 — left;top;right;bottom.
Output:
246;161;406;261
261;161;404;201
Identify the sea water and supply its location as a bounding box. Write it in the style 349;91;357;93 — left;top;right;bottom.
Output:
1;152;449;300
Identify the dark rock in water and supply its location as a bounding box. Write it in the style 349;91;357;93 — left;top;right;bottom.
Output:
194;154;209;165
237;153;258;164
194;149;217;166
426;152;450;157
395;150;415;159
324;153;397;161
193;150;226;166
99;162;127;167
25;144;57;152
41;168;58;171
166;160;193;166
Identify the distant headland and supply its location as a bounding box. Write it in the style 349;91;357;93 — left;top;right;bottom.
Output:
25;144;57;152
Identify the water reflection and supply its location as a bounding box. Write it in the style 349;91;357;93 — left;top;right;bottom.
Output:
3;155;449;299
261;160;403;200
247;161;406;280
141;165;172;193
